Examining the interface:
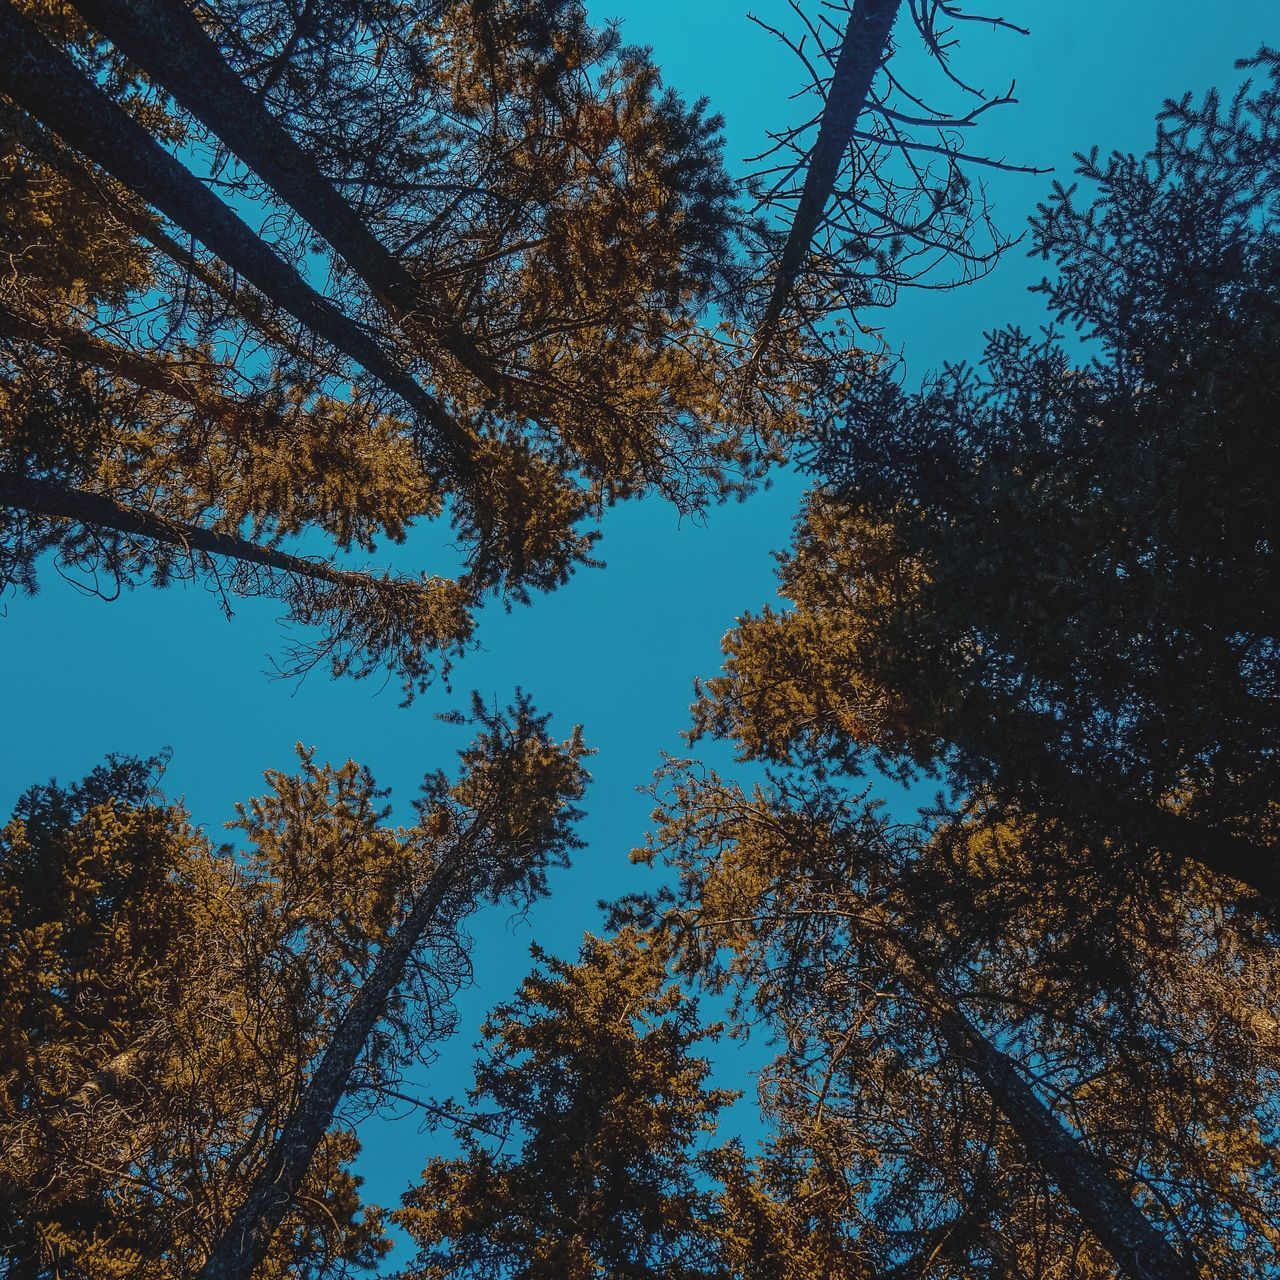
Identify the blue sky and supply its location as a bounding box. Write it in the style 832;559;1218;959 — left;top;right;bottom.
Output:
1;0;1275;1244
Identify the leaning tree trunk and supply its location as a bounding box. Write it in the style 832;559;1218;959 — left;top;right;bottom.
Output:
755;0;903;344
196;849;466;1280
70;0;519;406
0;101;312;368
868;908;1197;1280
0;2;471;477
39;128;325;369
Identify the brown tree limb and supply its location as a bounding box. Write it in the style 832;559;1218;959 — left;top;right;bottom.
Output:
0;299;253;426
1;469;377;590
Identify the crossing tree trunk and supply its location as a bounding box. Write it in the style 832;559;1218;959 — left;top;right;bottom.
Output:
0;1;472;479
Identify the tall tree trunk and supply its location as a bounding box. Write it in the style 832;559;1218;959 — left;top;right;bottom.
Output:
0;470;396;592
755;0;903;345
46;130;325;368
196;849;466;1280
71;0;520;405
867;907;1197;1280
0;2;472;479
0;102;311;368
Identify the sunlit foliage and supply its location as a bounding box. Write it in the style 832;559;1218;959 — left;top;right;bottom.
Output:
1;0;845;696
395;929;732;1280
0;694;589;1278
709;55;1280;903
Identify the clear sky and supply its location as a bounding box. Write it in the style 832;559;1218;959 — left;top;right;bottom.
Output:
1;0;1275;1251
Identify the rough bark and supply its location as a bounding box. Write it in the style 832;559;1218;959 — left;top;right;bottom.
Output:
1;470;374;590
71;0;518;403
196;851;464;1280
0;2;472;477
756;0;903;344
870;909;1197;1280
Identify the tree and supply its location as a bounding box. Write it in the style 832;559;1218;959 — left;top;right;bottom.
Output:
621;760;1280;1277
0;56;477;695
707;1137;880;1279
0;695;589;1279
599;48;1280;1280
201;693;589;1280
0;755;388;1278
752;0;903;344
745;0;1035;348
393;929;734;1280
710;56;1280;904
1;0;838;693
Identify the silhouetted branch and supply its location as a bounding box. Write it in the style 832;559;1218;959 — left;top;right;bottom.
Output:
748;0;1044;345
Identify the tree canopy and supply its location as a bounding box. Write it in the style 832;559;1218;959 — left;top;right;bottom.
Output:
1;696;588;1279
1;0;843;696
2;5;1278;1280
394;929;733;1280
697;56;1280;908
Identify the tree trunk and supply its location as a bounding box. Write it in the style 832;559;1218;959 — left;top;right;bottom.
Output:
0;2;472;479
0;470;382;591
868;908;1197;1280
756;0;903;343
44;131;325;369
71;0;520;405
196;850;465;1280
1142;806;1276;908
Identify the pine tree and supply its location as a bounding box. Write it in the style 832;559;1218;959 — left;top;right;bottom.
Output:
723;55;1280;904
394;929;734;1280
0;755;388;1278
0;41;475;695
620;759;1280;1278
200;693;589;1280
0;695;589;1279
1;0;841;695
